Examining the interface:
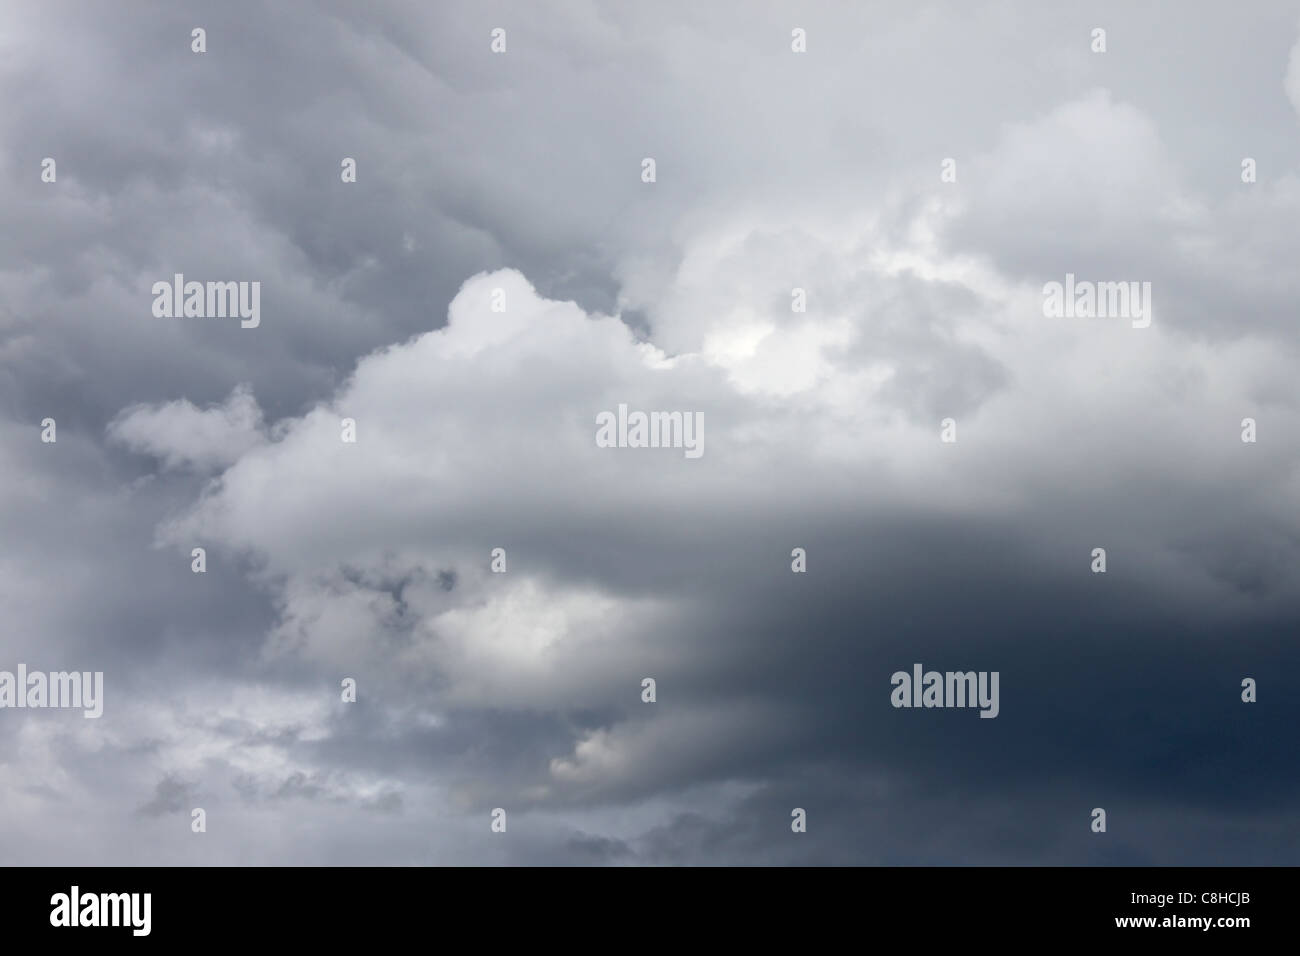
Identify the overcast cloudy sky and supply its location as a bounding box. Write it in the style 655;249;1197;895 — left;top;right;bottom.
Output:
2;0;1299;865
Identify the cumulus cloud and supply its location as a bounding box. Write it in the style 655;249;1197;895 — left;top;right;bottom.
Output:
108;383;266;472
111;246;1300;814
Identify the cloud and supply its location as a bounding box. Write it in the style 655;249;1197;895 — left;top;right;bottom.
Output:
114;251;1300;819
1287;30;1300;118
4;0;1300;865
138;773;196;817
108;384;266;472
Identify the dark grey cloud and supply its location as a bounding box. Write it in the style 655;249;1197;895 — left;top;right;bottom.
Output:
138;774;197;818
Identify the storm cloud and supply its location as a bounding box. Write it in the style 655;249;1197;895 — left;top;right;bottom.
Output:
1;0;1297;865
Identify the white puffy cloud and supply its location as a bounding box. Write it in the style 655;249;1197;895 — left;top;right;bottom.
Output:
105;228;1298;810
105;86;1300;734
108;383;266;472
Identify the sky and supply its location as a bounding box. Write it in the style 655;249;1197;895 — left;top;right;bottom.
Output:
1;0;1299;865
